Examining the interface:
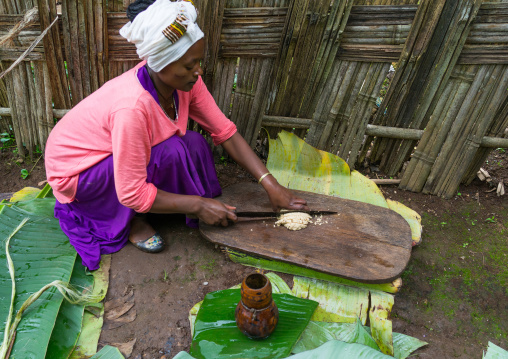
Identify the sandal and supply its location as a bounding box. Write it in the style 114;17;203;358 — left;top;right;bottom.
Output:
130;233;164;253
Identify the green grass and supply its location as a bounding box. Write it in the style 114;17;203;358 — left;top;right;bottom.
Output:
402;203;508;344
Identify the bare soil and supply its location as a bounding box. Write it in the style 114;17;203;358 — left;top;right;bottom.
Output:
1;147;507;359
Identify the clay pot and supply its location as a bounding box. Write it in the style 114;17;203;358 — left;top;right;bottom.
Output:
235;273;279;339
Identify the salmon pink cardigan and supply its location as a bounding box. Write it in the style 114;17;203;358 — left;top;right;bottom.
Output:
45;61;237;213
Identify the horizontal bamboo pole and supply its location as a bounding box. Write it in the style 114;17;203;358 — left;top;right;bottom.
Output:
259;116;508;147
261;115;312;128
366;124;423;140
3;107;506;149
223;7;289;16
371;179;401;185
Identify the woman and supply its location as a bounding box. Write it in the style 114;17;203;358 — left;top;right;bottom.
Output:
45;0;307;271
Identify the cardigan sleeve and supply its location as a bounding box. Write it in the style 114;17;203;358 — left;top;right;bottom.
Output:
110;108;158;213
188;77;237;145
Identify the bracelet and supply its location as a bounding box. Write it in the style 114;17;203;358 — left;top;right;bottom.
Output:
258;172;272;184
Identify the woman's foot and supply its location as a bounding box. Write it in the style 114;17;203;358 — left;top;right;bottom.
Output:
129;215;164;253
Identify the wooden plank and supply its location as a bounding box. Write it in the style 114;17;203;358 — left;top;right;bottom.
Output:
199;183;412;284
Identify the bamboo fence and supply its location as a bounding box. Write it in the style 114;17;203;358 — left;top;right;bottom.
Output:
0;0;507;198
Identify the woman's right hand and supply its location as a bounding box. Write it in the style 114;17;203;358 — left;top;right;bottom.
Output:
193;198;237;226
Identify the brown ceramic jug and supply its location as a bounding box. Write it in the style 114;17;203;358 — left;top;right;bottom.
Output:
235;273;279;339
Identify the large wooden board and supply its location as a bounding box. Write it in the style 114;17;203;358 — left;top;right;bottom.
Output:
199;183;413;283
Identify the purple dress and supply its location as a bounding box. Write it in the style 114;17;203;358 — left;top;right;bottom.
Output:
54;66;222;270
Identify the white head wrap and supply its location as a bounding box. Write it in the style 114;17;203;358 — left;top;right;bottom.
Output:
120;0;204;72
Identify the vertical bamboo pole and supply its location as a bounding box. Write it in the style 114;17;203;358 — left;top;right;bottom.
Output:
85;0;99;92
41;61;54;149
37;0;71;109
302;0;353;122
436;65;508;198
24;62;37;157
247;58;274;147
384;0;482;175
400;65;478;192
202;0;226;90
347;63;391;167
77;0;91;97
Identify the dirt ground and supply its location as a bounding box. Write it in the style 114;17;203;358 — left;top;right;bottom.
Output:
0;146;507;359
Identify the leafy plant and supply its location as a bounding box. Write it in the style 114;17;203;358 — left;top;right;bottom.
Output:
0;132;14;150
20;169;29;179
485;216;497;223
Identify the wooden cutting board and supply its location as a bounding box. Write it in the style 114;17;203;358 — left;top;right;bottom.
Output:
199;183;413;283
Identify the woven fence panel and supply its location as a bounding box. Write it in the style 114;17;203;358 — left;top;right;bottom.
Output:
0;0;54;155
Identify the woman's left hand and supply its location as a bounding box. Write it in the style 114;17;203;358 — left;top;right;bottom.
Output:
264;180;309;212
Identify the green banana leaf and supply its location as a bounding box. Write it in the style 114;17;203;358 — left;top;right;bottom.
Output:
89;345;125;359
293;321;427;359
0;205;77;358
290;340;393;359
188;273;426;359
4;187;109;359
227;250;402;294
46;257;94;358
174;352;197;359
483;342;508;358
290;276;394;355
189;289;318;359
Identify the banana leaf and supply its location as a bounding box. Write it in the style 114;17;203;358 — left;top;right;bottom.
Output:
0;205;77;358
385;200;422;246
4;187;109;359
8;187;43;202
189;272;292;337
188;274;426;359
89;345;125;359
228;131;419;292
227;250;402;294
189;289;318;359
69;255;111;358
292;276;370;324
46;257;94;358
483;342;508;358
292;321;427;359
290;340;393;359
174;352;197;359
369;291;394;356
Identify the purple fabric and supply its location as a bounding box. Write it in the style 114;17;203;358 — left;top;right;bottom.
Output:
137;65;179;113
54;65;220;270
55;131;221;270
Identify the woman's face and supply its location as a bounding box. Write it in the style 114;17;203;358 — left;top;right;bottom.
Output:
157;39;205;92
